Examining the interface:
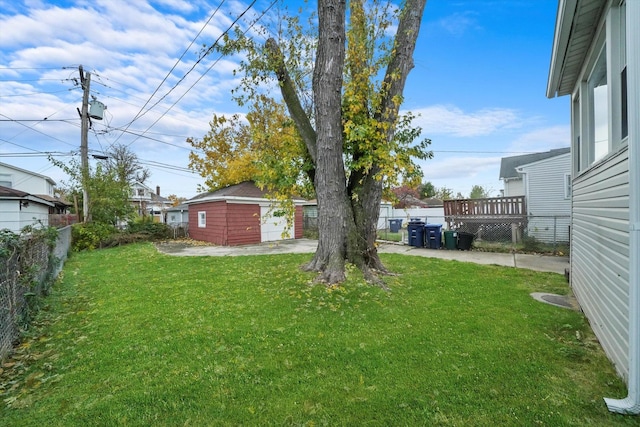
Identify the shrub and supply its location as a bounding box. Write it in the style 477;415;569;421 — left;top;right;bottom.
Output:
126;219;172;240
522;234;542;253
71;222;117;251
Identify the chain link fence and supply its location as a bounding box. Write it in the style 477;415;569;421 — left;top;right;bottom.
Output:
376;215;570;253
0;226;71;361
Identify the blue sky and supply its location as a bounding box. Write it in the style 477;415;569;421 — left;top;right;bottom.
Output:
0;0;568;199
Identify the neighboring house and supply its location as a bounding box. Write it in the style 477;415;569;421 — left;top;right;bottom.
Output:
0;185;54;232
0;162;68;214
500;149;571;243
166;203;189;227
130;182;173;223
547;0;640;413
185;181;304;246
499;148;570;197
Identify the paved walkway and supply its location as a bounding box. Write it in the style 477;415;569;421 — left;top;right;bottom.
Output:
156;239;569;275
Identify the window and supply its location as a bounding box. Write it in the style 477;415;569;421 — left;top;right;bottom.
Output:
198;211;206;228
572;95;582;173
137;189;145;196
0;173;12;188
588;46;608;164
620;1;628;140
564;173;572;199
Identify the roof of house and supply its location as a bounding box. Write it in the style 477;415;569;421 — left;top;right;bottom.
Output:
547;0;607;98
0;185;55;206
188;181;305;204
0;185;29;198
166;203;189;211
499;147;570;180
34;194;71;206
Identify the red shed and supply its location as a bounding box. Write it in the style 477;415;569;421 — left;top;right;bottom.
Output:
185;181;304;246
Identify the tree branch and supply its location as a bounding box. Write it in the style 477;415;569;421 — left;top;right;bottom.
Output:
265;38;318;166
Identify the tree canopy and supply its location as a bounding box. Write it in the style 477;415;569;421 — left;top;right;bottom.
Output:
190;0;429;284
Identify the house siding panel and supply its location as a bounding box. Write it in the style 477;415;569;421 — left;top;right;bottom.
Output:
572;147;630;379
226;203;260;246
188;201;228;245
521;154;571;243
504;179;524;197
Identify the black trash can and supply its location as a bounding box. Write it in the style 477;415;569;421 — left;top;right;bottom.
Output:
408;220;425;247
457;231;474;250
389;219;402;233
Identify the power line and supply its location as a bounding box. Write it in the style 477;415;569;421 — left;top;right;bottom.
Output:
0;113;78;148
124;0;273;150
0;118;78;122
0;88;75;98
111;0;229;145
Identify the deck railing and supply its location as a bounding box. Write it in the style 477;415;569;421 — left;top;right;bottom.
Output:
444;196;526;217
444;196;527;231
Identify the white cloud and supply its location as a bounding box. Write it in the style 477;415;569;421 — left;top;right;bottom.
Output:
508;125;571;152
411;105;521;137
437;11;482;37
421;155;502;181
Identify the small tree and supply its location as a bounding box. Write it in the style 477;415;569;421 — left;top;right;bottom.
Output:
419;181;436;199
434;186;454;200
391;185;422;208
50;156;134;225
106;143;150;185
469;185;492;199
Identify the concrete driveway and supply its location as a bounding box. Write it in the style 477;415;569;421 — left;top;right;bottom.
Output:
155;238;569;275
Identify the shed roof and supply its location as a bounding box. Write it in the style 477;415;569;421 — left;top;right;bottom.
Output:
0;185;55;206
499;148;570;180
186;181;305;205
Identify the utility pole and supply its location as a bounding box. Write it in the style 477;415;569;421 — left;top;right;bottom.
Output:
79;65;91;222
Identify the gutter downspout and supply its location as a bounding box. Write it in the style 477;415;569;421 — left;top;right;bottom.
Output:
605;0;640;414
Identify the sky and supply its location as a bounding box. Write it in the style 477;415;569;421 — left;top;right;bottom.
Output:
0;0;570;200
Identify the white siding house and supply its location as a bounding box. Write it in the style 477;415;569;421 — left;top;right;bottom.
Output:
547;0;640;413
130;182;173;223
0;162;56;198
0;186;54;232
517;152;572;243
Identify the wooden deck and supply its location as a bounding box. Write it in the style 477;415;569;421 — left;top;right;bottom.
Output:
444;196;527;231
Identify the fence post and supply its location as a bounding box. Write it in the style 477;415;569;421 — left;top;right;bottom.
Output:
553;216;558;253
511;223;519;244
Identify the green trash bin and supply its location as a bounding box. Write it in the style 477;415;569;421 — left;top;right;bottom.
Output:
444;230;457;250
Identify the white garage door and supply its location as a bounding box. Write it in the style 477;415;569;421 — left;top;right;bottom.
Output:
260;206;289;242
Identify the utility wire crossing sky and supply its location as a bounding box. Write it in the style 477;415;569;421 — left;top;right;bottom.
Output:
0;0;569;199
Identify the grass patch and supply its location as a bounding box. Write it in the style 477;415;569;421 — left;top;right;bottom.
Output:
377;230;403;242
0;243;632;426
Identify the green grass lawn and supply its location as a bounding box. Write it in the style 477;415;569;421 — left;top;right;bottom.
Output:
0;243;634;426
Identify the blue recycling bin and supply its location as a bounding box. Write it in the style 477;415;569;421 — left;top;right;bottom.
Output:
389;219;402;233
424;224;443;249
408;220;425;247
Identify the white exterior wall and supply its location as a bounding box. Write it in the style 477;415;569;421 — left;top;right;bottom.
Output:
503;178;524;197
0;200;20;231
520;153;572;243
0;200;50;232
167;210;189;225
572;148;630;378
378;207;446;229
0;164;54;196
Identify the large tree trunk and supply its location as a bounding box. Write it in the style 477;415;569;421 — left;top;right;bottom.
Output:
268;0;426;284
305;0;351;283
